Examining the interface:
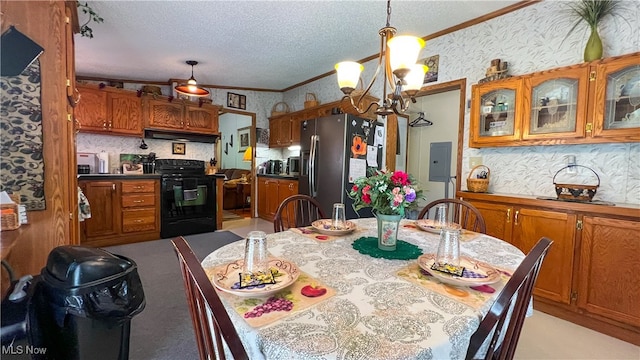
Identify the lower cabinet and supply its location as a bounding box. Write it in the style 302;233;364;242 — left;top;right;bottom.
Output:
463;193;640;345
257;177;298;221
79;179;160;247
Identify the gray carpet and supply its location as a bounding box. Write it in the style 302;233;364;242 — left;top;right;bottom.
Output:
104;231;242;360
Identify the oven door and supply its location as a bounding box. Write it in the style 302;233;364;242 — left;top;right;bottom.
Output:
160;175;216;238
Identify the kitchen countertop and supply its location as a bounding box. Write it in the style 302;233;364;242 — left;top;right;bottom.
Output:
77;174;162;180
257;173;299;180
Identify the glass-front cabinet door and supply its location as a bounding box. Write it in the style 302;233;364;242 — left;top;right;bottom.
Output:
522;65;589;140
470;77;523;147
592;53;640;141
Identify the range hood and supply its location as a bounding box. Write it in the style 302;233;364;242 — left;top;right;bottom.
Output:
143;129;219;143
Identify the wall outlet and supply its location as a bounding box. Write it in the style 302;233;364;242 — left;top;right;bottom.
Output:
469;156;483;168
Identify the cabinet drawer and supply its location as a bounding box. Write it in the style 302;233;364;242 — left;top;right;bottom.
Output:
122;208;156;232
122;193;155;208
122;180;155;193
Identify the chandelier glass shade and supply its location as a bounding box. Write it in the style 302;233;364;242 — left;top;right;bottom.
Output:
175;60;210;97
335;0;427;117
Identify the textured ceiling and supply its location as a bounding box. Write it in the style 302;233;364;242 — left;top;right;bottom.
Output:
75;0;521;91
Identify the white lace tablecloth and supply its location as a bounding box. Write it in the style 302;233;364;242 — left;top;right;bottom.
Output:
201;218;525;360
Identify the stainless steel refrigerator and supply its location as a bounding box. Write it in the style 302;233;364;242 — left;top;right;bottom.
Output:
299;113;383;219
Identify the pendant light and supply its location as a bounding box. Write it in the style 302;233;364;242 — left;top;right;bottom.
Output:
175;60;210;97
335;0;427;118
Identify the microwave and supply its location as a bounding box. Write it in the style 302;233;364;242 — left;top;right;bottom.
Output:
287;156;300;176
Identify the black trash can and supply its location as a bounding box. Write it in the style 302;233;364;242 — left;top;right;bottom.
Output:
35;246;145;360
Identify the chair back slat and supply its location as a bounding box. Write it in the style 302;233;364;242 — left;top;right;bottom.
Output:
274;194;326;232
172;237;249;360
465;237;553;360
418;198;487;233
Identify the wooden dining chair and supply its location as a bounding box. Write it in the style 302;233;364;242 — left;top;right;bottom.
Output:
465;237;553;360
273;194;326;232
171;237;249;360
418;198;487;233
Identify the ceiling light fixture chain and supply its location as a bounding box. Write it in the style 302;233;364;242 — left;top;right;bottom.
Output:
335;0;428;119
175;60;210;97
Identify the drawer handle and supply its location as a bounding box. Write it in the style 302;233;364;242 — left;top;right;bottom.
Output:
133;219;143;223
506;208;511;223
514;210;520;226
133;200;144;203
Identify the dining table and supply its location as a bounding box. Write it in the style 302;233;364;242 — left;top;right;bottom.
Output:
201;218;526;360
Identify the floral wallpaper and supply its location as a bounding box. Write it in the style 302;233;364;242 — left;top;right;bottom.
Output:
284;1;640;205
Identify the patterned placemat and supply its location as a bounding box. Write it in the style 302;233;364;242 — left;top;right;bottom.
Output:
402;223;483;242
212;270;336;328
289;226;360;242
352;237;423;260
396;263;510;310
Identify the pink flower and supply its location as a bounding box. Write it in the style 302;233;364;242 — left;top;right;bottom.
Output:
363;194;371;204
391;171;409;186
362;185;371;195
352;185;359;192
392;187;400;195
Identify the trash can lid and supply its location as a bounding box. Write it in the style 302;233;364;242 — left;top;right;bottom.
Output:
41;246;136;289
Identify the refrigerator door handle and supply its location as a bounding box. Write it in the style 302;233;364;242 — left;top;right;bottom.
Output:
310;134;318;197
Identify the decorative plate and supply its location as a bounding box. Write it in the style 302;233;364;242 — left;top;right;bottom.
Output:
311;219;357;235
211;258;300;298
417;253;501;287
415;219;461;234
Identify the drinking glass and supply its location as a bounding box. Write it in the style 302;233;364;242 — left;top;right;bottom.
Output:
436;228;461;266
332;203;346;230
434;204;448;229
243;231;268;274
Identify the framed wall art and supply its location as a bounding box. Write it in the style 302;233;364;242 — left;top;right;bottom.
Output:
227;92;246;110
237;126;251;152
420;54;439;84
172;142;186;155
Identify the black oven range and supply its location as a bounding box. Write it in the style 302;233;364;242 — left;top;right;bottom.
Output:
155;159;216;238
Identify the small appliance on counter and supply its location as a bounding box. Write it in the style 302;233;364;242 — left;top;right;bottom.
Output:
287;156;300;176
265;160;283;174
77;152;97;174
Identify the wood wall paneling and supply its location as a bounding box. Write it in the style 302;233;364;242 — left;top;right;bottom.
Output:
1;1;77;278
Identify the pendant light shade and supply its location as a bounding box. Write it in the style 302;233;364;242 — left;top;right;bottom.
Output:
175;60;210;97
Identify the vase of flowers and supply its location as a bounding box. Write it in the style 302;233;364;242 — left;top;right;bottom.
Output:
348;170;423;251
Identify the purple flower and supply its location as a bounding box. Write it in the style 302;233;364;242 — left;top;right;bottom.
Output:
405;189;416;203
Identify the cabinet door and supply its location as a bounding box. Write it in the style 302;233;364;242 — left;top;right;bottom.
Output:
265;179;279;219
108;92;143;135
257;177;268;218
76;85;108;132
511;208;576;304
278;180;298;202
81;181;118;238
146;99;184;130
185;104;218;134
592;53;640;141
269;118;281;147
470;77;523;147
278;116;292;146
522;64;589;140
290;113;306;145
578;216;640;327
467;200;513;242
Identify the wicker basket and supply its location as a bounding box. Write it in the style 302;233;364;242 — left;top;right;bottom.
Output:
1;194;20;231
467;165;490;193
553;165;600;202
271;102;290;117
304;93;319;109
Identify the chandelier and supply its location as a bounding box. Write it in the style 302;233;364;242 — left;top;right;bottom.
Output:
335;0;427;118
175;60;210;97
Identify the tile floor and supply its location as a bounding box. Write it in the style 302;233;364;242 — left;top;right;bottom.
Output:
220;217;640;359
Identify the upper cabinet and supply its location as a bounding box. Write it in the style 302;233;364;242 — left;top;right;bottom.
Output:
145;98;220;135
470;52;640;148
76;84;142;136
592;54;640;141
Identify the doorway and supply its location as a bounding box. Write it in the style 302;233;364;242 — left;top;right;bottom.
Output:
406;79;466;207
218;109;256;227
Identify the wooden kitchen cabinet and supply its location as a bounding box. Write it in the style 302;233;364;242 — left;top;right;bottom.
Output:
269;116;292;148
146;98;220;135
578;216;640;328
76;84;143;136
470;52;640;147
462;191;640;345
79;178;160;247
468;199;575;304
257;176;298;220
